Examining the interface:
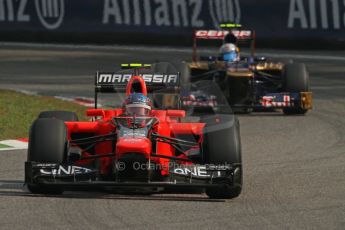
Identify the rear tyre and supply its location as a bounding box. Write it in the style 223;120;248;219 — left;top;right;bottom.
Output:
26;118;68;194
152;62;175;73
38;110;78;121
282;63;310;115
152;62;191;109
201;115;242;199
174;62;191;112
152;62;190;88
174;62;191;90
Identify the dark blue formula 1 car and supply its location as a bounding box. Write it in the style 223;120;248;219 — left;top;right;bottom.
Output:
187;24;312;115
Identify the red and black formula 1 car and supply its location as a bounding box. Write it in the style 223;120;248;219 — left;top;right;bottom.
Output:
25;64;242;199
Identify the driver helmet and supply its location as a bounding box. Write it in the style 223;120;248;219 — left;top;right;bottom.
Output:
123;93;152;116
219;43;239;62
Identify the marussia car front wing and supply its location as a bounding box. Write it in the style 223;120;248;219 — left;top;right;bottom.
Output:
25;161;240;189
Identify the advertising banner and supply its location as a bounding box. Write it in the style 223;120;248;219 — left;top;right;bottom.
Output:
0;0;344;44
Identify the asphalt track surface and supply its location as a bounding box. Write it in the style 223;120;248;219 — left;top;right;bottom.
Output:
0;43;344;229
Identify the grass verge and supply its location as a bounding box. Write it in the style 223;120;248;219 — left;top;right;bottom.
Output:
0;90;88;140
0;143;11;148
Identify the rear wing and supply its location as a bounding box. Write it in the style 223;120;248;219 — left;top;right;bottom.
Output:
94;72;180;108
194;30;253;40
192;29;256;61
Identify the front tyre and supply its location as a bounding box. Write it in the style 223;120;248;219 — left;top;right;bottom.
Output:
201;115;242;199
282;63;310;115
26;118;68;194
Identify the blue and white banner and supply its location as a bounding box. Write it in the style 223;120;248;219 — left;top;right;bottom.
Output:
0;0;344;43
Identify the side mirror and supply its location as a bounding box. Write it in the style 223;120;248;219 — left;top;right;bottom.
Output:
86;109;105;117
166;110;186;118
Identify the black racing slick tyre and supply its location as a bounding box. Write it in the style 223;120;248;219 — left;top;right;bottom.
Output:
152;62;175;73
282;63;310;115
174;61;191;90
201;115;242;199
152;61;191;88
26;118;68;194
38;110;78;121
152;62;191;109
